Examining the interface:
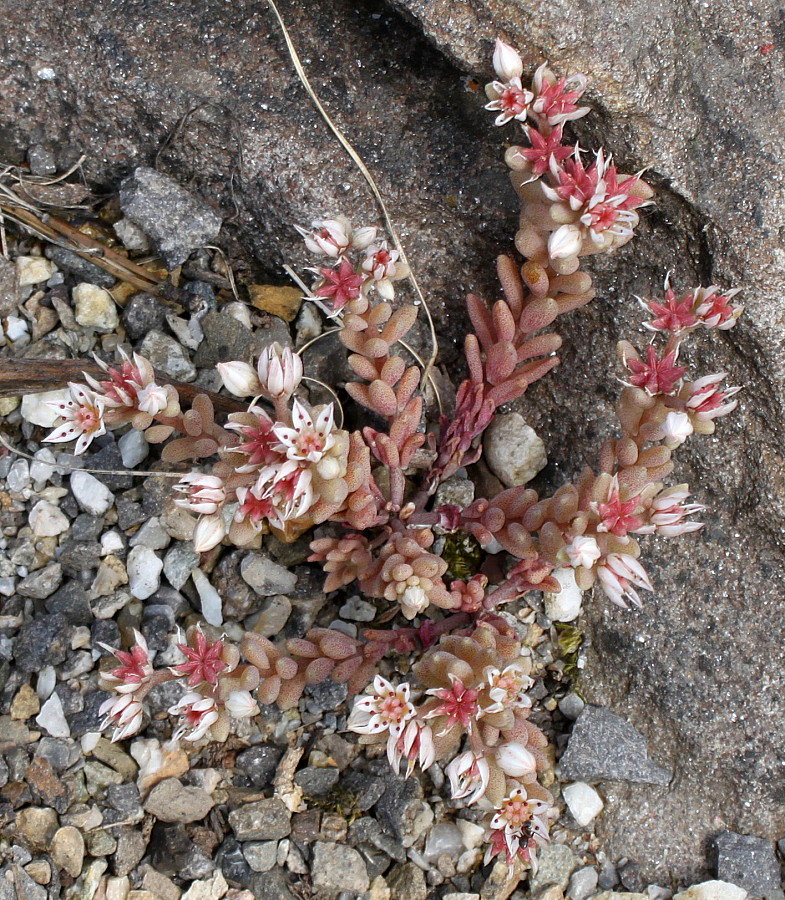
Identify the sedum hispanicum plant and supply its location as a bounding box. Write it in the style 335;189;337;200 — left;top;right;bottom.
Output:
30;39;743;873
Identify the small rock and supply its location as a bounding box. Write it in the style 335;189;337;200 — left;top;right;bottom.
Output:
434;474;475;510
568;867;599;900
192;568;223;626
339;595;376;622
50;825;85;877
252;595;292;636
673;883;748;900
73;282;119;331
127;546;163;600
715;832;780;899
122;292;168;340
28;144;57;176
21;390;65;427
558;693;585;720
244;841;278;872
163;543;199;590
311;842;369;896
71;470;114;516
593;894;648;900
558;706;672;785
293;766;339;797
120;167;223;268
139;329;196;382
618;860;645;892
16;807;59;849
46;246;116;287
562;782;604;826
16;256;53;286
181;871;228;900
118;429;149;468
140;866;181;900
12;867;47;900
11;684;40;720
423;822;465;862
113;828;148;877
530;843;578;891
24;860;51;885
105;876;131;900
28;500;69;537
544;567;584;622
240;553;297;596
375;775;433;848
114;218;150;252
15;615;69;672
130;517;171;550
35;693;70;739
17;563;63;600
144;778;215;824
248;285;303;322
483;412;547;487
193;309;254;368
228;798;291;841
386;862;426;900
235;745;283;788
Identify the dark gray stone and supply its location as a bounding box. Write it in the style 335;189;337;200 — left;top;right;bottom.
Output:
715;832;781;899
44;245;116;288
69;513;103;543
120;166;222;268
249;868;296;900
193;308;254;368
66;689;109;738
216;836;251;887
34;738;80;772
112;826;147;877
374;774;426;846
617;859;645;892
46;581;92;626
228;798;291;841
558;706;671;785
27;143;56;176
149;822;215;880
14;614;69;671
293;766;340;797
57;540;102;577
235;744;284;788
304;679;348;714
122;291;168;341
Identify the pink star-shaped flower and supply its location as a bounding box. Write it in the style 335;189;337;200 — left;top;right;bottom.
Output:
517;125;573;177
625;345;685;395
173;629;226;686
314;259;365;311
425;674;479;731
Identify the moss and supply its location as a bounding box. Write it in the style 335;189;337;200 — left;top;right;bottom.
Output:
441;531;483;581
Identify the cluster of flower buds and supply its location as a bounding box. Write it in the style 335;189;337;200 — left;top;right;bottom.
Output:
44;351;180;454
347;615;555;869
98;626;259;744
296;216;410;313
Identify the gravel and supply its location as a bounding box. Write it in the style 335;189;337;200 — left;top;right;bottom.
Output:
228;799;291;841
143;778;215;824
240;553;298;596
714;832;781;899
70;470;114;516
311;841;370;896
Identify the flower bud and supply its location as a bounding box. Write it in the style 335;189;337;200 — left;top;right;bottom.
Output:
225;690;260;719
564;535;601;569
658;410;693;448
493;39;524;82
136;381;169;415
548;224;583;260
257;343;303;400
192;515;226;553
351;225;378;250
495;741;538;777
217;361;262;398
174;474;226;515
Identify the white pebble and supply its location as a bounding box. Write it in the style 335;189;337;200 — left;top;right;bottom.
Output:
126;546;163;600
36;666;57;700
15;255;53;286
674;883;749;900
544;567;584;622
30;448;57;485
6;459;30;494
73;282;119;331
21;390;67;427
35;692;71;739
455;818;485;850
100;530;125;556
71;470;114;516
36;67;56;81
192;568;223;626
483;412;547;487
562;781;604;826
28;500;69;537
118;429;149;468
5;316;29;341
81;732;102;754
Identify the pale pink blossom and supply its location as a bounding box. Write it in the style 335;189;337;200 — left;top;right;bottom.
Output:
684;373;741;421
361;242;403;300
174;474;226;515
485;77;533;126
564;535;601;570
694;286;743;330
495;741;538;777
424;674;479;732
400;584;429;620
597;553;653;608
296;217;352;258
225;406;280;469
273;400;335;463
257;343;303;400
99;692;145;742
485;788;550;867
648;485;705;537
531;62;589;125
480;664;533;717
445;750;490;804
136;381;169;416
217;361;262;398
347;676;415;738
492;39;524;82
255;460;314;525
387;719;435;778
44;382;106;454
169;692;220;742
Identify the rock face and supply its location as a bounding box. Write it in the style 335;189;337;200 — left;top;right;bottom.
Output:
0;0;784;884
